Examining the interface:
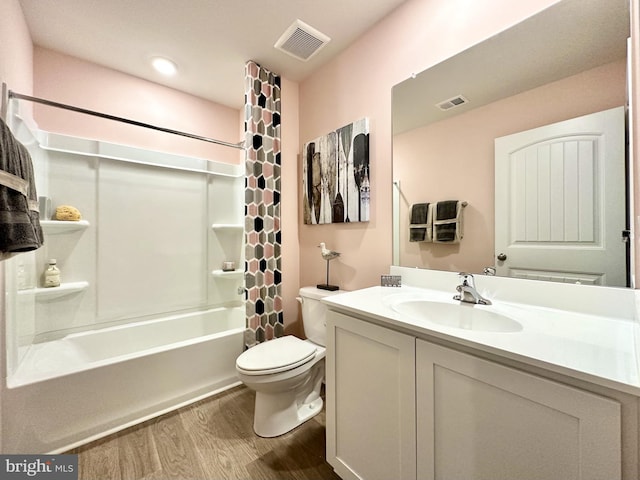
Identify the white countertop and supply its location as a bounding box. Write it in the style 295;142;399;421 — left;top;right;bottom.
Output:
323;285;640;396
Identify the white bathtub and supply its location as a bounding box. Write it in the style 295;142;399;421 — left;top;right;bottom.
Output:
2;306;245;453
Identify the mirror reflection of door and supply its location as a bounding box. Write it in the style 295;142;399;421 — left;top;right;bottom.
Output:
494;106;627;286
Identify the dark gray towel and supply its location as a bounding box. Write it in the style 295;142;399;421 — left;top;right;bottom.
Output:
409;203;431;242
434;223;457;242
0;118;43;257
433;200;463;243
410;203;429;224
436;200;458;220
410;227;427;242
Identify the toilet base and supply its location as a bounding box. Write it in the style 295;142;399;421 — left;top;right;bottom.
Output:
254;392;323;438
252;361;325;437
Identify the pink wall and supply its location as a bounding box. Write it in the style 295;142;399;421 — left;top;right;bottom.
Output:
298;0;562;291
0;0;33;102
33;48;242;165
395;60;626;273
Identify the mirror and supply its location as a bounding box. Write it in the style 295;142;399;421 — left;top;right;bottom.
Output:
392;0;631;287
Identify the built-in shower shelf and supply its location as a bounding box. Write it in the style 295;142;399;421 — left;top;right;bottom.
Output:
211;269;243;279
41;220;90;234
18;281;89;300
211;223;243;230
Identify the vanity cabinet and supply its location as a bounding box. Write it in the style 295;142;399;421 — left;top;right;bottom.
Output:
416;339;621;480
327;310;625;480
326;311;416;480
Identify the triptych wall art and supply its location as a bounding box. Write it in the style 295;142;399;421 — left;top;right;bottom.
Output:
302;118;370;224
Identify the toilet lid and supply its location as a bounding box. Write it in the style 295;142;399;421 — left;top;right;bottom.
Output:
236;336;317;375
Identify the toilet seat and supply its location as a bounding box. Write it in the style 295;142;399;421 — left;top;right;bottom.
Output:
236;336;317;376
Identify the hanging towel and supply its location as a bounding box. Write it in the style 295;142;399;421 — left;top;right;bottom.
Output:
433;200;464;243
409;202;432;242
0;118;43;259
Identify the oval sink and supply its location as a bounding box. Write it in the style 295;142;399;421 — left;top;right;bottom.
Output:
391;300;522;333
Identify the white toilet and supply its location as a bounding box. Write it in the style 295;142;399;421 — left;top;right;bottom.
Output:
235;286;343;437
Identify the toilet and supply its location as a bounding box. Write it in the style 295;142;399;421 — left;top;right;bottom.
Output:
235;286;343;437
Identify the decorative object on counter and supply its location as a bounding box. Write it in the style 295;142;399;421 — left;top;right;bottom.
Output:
222;261;236;272
43;259;61;288
409;202;432;242
318;242;340;291
381;275;402;287
432;200;466;243
0;117;44;259
302;118;370;225
54;205;81;221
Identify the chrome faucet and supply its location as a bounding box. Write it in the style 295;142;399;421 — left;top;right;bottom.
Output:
454;272;492;305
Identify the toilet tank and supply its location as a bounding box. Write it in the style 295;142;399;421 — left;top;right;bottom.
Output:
298;286;344;347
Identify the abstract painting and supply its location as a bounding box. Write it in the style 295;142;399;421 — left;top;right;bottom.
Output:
302;118;370;224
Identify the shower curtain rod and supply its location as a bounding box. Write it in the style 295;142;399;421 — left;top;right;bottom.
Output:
5;88;245;150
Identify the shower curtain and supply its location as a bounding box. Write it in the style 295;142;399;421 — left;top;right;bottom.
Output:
244;61;282;347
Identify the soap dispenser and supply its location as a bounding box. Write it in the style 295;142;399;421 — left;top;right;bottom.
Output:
43;259;61;288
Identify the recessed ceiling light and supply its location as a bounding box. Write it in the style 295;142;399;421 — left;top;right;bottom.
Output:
151;56;177;76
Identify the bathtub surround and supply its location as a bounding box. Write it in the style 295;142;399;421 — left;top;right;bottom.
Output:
1;116;246;453
244;61;283;347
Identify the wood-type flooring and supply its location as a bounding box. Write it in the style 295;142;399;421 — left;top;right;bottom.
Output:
67;385;341;480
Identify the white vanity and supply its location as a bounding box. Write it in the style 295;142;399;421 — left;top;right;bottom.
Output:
323;267;640;480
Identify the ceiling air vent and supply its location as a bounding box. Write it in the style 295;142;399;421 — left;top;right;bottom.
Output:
436;95;469;111
275;19;330;62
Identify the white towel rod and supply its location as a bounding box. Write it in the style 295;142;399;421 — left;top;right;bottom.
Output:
3;85;245;150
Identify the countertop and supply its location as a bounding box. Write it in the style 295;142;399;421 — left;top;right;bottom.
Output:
323;285;640;396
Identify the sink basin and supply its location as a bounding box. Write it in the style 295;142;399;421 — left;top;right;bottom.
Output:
390;300;522;333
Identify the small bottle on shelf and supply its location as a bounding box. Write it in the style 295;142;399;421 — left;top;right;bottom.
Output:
43;259;61;288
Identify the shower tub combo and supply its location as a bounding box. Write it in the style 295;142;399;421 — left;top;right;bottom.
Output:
2;111;246;453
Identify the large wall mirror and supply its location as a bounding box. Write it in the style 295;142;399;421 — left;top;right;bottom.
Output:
392;0;631;287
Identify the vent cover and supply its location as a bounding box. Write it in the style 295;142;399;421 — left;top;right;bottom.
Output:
275;19;330;62
436;95;469;111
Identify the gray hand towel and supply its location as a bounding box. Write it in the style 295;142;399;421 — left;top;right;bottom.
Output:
0;118;44;258
409;202;432;242
410;203;429;225
433;200;463;243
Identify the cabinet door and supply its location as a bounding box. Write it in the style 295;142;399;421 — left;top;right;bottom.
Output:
326;311;416;480
416;340;621;480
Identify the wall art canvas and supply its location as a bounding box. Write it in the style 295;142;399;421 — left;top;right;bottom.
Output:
302;118;370;224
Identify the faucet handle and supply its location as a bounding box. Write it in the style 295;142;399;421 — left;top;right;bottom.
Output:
458;272;475;286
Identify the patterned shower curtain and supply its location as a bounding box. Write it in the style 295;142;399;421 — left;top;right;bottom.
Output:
244;61;283;348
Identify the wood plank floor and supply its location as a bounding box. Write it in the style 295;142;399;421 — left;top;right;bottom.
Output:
67;385;342;480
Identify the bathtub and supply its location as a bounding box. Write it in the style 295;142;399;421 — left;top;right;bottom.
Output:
2;306;245;453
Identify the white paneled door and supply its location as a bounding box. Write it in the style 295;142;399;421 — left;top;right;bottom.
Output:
495;106;627;286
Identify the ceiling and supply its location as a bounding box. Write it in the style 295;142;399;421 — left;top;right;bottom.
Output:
18;0;407;110
392;0;629;134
